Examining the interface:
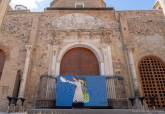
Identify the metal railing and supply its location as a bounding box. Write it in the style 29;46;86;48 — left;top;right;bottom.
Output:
34;75;127;109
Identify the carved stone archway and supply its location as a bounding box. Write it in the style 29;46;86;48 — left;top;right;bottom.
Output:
55;42;105;76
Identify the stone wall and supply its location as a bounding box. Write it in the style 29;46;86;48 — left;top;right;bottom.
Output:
24;9;123;108
119;10;165;96
0;12;33;111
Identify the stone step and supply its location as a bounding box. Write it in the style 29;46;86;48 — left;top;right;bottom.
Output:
0;98;8;112
28;109;165;114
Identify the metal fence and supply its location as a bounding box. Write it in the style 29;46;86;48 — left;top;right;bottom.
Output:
34;75;127;109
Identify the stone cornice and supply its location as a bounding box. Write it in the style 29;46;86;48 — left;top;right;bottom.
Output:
47;7;114;11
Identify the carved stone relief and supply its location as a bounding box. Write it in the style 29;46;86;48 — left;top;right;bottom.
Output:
52;13;113;30
113;59;123;75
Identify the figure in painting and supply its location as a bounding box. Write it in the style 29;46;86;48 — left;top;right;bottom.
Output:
60;76;89;107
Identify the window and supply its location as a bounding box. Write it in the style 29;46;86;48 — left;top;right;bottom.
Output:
139;56;165;108
0;50;5;79
75;2;84;8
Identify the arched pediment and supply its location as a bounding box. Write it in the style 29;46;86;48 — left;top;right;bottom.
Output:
52;13;113;30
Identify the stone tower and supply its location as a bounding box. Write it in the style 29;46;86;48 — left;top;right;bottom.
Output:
50;0;106;8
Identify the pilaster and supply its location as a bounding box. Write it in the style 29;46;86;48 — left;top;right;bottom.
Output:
119;13;136;97
0;0;10;30
126;48;140;96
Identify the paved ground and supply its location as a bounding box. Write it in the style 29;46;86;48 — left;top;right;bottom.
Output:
1;109;165;114
29;109;165;114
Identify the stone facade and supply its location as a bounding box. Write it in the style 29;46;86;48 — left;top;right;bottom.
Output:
0;0;165;111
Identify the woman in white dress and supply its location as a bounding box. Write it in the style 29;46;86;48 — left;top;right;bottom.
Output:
60;77;85;108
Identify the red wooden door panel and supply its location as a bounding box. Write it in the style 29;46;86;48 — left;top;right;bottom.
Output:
60;47;99;76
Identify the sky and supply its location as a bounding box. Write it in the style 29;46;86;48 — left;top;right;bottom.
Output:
10;0;156;12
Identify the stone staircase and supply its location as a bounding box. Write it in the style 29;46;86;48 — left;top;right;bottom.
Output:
28;109;165;114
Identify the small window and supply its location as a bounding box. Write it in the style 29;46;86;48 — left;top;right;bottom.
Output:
75;2;84;8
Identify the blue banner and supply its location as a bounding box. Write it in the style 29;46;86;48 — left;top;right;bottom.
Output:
56;76;108;107
84;76;108;107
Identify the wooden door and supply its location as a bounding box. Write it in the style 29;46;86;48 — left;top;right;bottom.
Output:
60;47;99;76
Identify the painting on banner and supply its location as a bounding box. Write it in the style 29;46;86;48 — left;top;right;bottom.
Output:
56;76;108;107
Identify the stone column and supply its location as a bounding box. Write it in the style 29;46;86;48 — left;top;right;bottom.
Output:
103;46;113;76
159;0;165;15
48;44;53;76
18;45;32;97
104;46;116;99
107;46;114;76
100;62;105;76
127;48;139;96
0;0;10;30
55;62;60;76
51;48;57;76
18;16;39;97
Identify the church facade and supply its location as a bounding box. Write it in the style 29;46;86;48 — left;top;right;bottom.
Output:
0;0;165;111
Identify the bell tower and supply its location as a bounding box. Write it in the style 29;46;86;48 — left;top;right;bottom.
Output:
50;0;106;8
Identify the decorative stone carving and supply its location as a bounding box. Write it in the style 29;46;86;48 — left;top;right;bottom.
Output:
113;59;123;75
25;44;33;51
101;31;112;44
52;13;114;30
48;29;113;45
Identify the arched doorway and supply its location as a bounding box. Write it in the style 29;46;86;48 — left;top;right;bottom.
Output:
139;56;165;108
60;47;100;76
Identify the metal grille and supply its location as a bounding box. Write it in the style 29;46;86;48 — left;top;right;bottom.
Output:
35;76;56;108
139;56;165;108
106;76;126;99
